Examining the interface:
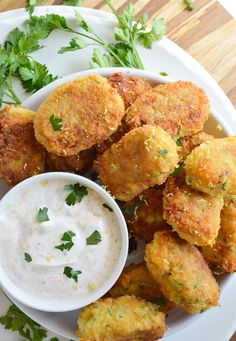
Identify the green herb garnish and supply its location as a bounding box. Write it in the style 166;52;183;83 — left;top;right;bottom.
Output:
159;149;168;156
159;71;168;76
62;0;83;6
120;200;143;216
151;297;167;310
24;252;32;263
103;203;113;212
63;266;82;282
184;0;194;11
55;230;76;252
26;0;45;16
212;266;225;275
176;137;182;146
50;115;63;131
86;230;102;245
172;164;184;177
37;207;49;222
0;304;48;340
64;183;88;206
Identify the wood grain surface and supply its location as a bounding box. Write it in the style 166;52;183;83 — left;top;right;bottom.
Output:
0;0;236;107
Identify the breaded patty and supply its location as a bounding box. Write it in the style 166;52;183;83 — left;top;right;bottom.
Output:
201;195;236;273
184;137;236;196
34;75;125;156
122;187;170;242
126;81;210;138
77;296;167;341
163;175;224;246
179;131;214;160
47;147;96;174
0;105;45;185
145;231;220;313
109;263;174;313
94;125;179;201
108;72;152;109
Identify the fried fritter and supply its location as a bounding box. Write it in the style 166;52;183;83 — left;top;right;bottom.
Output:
184;137;236;196
94;125;179;201
145;230;220;313
108;72;152;109
122;187;170;242
163;175;224;246
34;75;125;156
77;296;167;341
109;263;174;313
179;131;214;160
126;81;210;138
201;195;236;273
47;147;96;174
0;105;45;185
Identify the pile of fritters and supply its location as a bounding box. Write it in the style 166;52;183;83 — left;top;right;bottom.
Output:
1;72;236;341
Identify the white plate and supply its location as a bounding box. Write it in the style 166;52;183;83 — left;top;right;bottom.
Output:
0;5;236;341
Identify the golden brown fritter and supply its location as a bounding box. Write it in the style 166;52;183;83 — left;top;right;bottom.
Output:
94;125;179;201
47;147;96;174
145;230;220;313
184;136;236;196
0;105;45;185
179;131;214;160
108;72;152;109
34;75;125;156
109;263;174;313
201;195;236;273
77;296;167;341
122;187;170;242
163;175;224;246
126;81;210;138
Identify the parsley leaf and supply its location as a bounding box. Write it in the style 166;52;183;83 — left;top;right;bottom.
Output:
25;0;45;16
103;203;113;212
160;71;168;76
63;266;82;282
37;207;49;222
172;164;184;177
24;252;32;263
151;297;167;310
184;0;194;11
90;48;113;68
50;115;63;131
64;183;88;206
55;230;76;252
86;230;102;245
62;0;83;5
176;137;182;146
58;37;90;54
119;200;143;216
0;304;47;340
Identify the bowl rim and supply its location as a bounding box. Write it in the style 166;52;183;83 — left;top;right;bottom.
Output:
0;172;129;312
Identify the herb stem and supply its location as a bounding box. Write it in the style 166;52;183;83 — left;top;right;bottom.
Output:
105;0;119;18
69;29;104;45
104;45;127;67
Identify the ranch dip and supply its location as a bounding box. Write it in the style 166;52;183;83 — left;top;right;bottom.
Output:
0;178;121;303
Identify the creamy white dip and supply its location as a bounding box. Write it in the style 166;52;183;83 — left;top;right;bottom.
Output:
0;179;121;303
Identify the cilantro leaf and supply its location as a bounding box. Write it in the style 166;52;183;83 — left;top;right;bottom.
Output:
37;207;49;222
103;203;113;212
55;230;76;252
63;266;82;282
184;0;194;11
86;230;102;245
0;304;47;340
137;18;166;49
50;115;63;131
74;10;94;33
65;183;88;206
24;252;32;263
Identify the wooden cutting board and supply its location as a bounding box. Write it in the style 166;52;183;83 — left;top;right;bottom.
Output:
1;0;236;107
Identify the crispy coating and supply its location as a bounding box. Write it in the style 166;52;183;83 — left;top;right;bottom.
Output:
108;72;152;109
201;195;236;273
0;105;45;185
145;231;220;313
77;295;167;341
34;75;125;156
94;125;179;201
126;81;210;138
179;131;214;160
122;187;170;242
184;137;236;196
109;263;174;313
47;147;96;174
163;175;224;246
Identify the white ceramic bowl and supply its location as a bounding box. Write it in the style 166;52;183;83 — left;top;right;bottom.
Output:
0;172;129;312
0;67;234;339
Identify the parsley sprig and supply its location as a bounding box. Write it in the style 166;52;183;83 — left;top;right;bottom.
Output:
64;183;88;206
55;230;76;252
63;266;82;282
86;230;102;245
